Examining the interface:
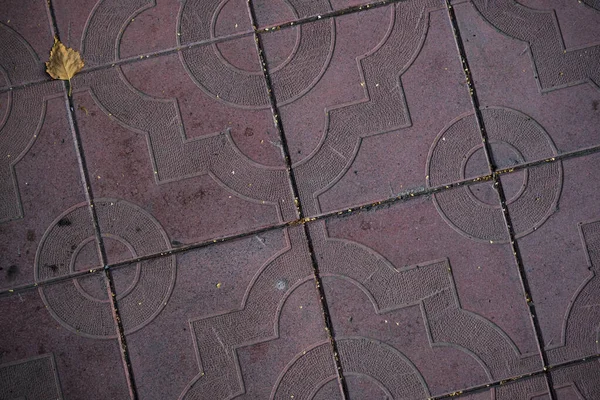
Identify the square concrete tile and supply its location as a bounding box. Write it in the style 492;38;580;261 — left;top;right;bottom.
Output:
454;1;600;166
0;0;55;87
0;86;102;291
111;226;338;399
0;277;131;399
52;0;253;63
69;50;297;264
259;2;476;216
309;183;543;396
512;152;600;365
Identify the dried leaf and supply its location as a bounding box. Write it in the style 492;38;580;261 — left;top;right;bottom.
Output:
45;38;84;95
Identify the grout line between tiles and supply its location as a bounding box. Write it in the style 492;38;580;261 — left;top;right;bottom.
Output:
0;0;408;96
247;1;350;397
0;174;503;296
432;369;548;399
444;1;557;398
6;1;597;397
256;0;404;34
45;1;138;399
496;144;600;175
0;31;255;95
0;267;104;298
433;353;600;399
3;148;596;296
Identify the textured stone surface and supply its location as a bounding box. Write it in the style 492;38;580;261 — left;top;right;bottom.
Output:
0;0;55;87
261;3;474;216
252;0;446;28
70;51;296;264
0;283;130;399
313;188;543;396
114;226;333;399
458;359;600;399
0;90;100;290
459;375;551;400
551;359;600;400
2;1;600;399
454;0;600;159
514;153;600;366
52;0;253;62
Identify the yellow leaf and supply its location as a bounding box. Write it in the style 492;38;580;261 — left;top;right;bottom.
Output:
45;38;84;95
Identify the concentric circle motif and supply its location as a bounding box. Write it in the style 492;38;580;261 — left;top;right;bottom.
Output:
426;107;562;243
35;199;176;339
177;0;335;108
272;338;429;399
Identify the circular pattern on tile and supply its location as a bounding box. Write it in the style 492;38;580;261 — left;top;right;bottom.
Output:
178;0;334;108
273;338;428;399
35;199;176;338
462;142;528;206
212;0;299;73
427;107;562;243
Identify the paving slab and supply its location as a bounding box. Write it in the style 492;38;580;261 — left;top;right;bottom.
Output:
308;184;544;397
0;86;102;291
510;152;600;366
259;2;476;217
453;0;600;165
69;49;297;264
111;226;336;399
0;0;55;88
1;0;600;399
0;278;131;399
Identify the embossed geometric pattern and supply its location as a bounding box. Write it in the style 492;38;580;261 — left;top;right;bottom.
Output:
1;0;600;399
515;153;600;366
315;192;543;396
454;0;600;159
261;2;474;215
113;227;331;400
0;284;130;399
0;93;98;290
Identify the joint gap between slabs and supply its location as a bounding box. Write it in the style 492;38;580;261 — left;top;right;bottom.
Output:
445;2;557;398
301;223;350;400
247;1;306;220
45;2;138;399
493;175;557;400
431;368;550;399
255;0;405;34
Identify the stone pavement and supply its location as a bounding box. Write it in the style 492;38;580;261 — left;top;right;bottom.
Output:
1;0;600;398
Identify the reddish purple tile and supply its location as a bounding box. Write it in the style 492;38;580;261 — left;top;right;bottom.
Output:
552;359;600;400
454;1;600;163
111;226;338;399
0;87;102;290
0;0;55;87
309;184;543;396
69;50;296;264
259;3;476;216
510;153;600;365
51;0;253;65
0;279;131;399
458;361;600;400
457;375;550;400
